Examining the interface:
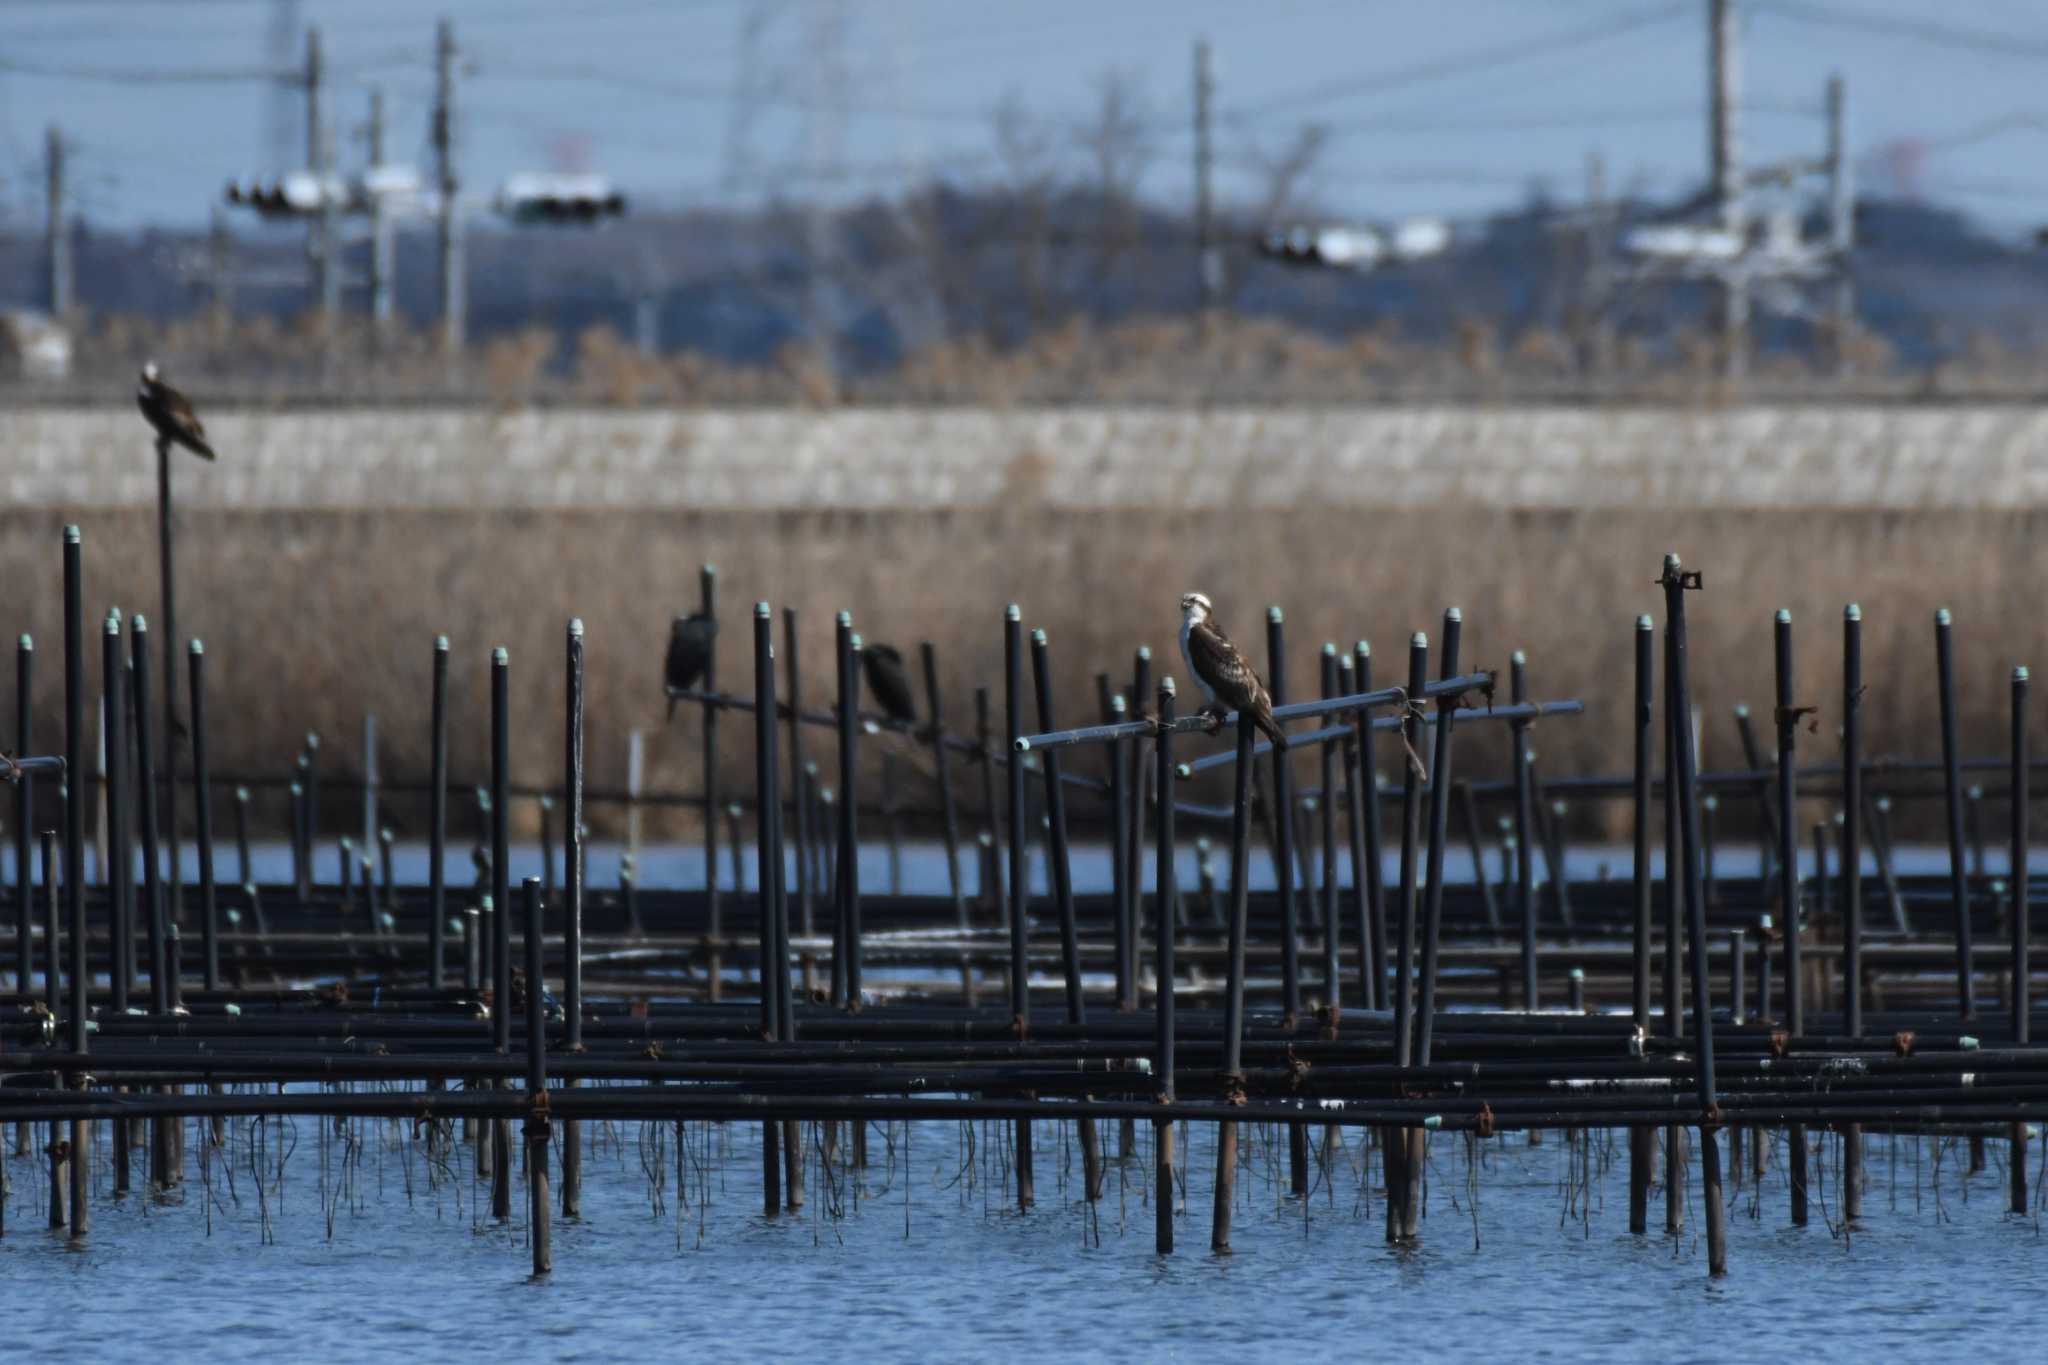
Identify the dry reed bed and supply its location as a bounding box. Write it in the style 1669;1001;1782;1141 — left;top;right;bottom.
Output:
1;503;2040;840
8;405;2048;511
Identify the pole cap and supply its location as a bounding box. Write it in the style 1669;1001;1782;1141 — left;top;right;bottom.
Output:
1267;606;1283;623
755;602;770;618
1510;648;1526;665
1412;631;1428;648
188;639;203;655
435;634;449;652
1936;607;1951;625
1775;608;1791;624
1635;614;1652;630
1845;603;1861;621
1005;604;1021;622
568;618;583;638
1031;627;1047;645
1445;607;1462;623
492;646;508;665
131;613;147;632
17;634;29;650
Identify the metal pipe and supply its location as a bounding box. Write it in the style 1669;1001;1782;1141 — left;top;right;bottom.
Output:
429;636;448;991
1153;676;1177;1255
1393;633;1429;1067
1355;644;1387;1010
1512;651;1537;1009
1417;608;1463;1065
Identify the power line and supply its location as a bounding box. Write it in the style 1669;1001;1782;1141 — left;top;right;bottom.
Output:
1230;1;1692;122
1754;1;2048;61
0;55;286;84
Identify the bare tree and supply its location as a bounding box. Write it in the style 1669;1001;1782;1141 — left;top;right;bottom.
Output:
989;89;1058;335
1073;69;1155;291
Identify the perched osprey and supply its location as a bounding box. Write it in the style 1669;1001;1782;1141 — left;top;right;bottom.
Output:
664;613;718;721
859;642;918;729
136;363;217;460
1179;591;1287;748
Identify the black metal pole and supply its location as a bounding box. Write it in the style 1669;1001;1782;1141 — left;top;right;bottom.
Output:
13;634;30;994
1337;652;1373;1008
784;608;811;939
62;527;87;1239
701;564;721;945
1266;608;1300;1023
186;642;218;991
1004;607;1027;1031
1936;608;1975;1019
1029;630;1084;1025
1843;603;1863;1039
491;647;511;1052
1212;708;1256;1254
103;608;130;1013
837;615;862;1006
1417;608;1463;1062
562;617;584;1221
1776;609;1809;1227
1355;643;1386;1010
1393;632;1428;1067
1153;678;1177;1256
522;876;551;1273
129;615;167;1013
429;635;448;991
158;441;183;930
1628;613;1653;1237
2011;665;2030;1215
1319;642;1341;1007
1512;650;1537;1009
753;604;783;1041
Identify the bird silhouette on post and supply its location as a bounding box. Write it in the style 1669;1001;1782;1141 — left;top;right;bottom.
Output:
136;363;217;460
860;643;918;731
1179;591;1287;748
664;613;717;721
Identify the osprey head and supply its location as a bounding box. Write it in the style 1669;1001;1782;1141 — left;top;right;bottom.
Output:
1179;592;1213;624
141;361;160;385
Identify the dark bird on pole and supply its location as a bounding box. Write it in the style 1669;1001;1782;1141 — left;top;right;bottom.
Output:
1179;591;1287;748
860;642;918;730
136;362;217;460
665;613;717;721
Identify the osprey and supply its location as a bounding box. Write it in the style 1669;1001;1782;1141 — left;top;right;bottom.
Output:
136;363;217;460
859;642;918;730
664;613;718;721
1178;591;1287;748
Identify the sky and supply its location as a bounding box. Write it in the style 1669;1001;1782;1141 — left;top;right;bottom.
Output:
1;0;2046;237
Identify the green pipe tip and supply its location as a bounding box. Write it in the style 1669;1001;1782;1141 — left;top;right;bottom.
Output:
1775;608;1791;624
568;618;583;637
1445;607;1462;623
305;732;320;750
701;563;716;575
289;781;302;796
493;646;508;664
1936;607;1951;625
836;610;852;627
1845;603;1861;621
755;602;770;618
1662;552;1681;570
1569;968;1584;981
1510;649;1526;665
131;614;147;631
1136;645;1151;660
1110;695;1126;713
235;786;249;800
435;635;449;651
2018;666;2031;682
188;639;203;655
1321;641;1336;656
1267;606;1283;623
64;525;80;543
17;634;29;649
1635;615;1652;629
1031;628;1047;644
1160;676;1177;696
1005;604;1021;622
1968;784;1984;798
1732;703;1748;719
849;633;863;650
1012;738;1031;753
1356;640;1370;656
1411;631;1428;648
1174;763;1191;780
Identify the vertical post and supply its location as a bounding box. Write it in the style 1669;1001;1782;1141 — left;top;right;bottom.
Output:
1775;610;1809;1226
43;828;63;1231
921;642;968;928
13;635;30;994
129;616;166;1014
45;125;71;317
1511;650;1537;1008
361;712;378;873
429;636;448;990
1935;609;1975;1019
1354;643;1386;1009
1266;608;1300;1024
186;642;218;992
1003;607;1027;1030
1840;600;1865;1228
489;647;512;1223
561;619;584;1219
522;877;551;1274
1127;647;1151;954
1153;679;1178;1255
1319;644;1341;1007
62;527;88;1239
1663;553;1724;1276
1393;634;1428;1063
434;18;465;363
1416;609;1463;1064
158;441;182;931
836;615;861;1006
1337;653;1374;1004
1106;688;1133;1011
700;565;721;932
753;605;783;1040
103;608;130;1013
1212;709;1256;1254
783;609;811;936
1629;614;1653;1236
2011;666;2030;1214
1029;631;1084;1024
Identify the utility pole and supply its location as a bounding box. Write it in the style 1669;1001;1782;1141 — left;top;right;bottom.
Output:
1707;0;1746;379
1580;149;1612;379
307;26;341;339
1193;38;1219;317
435;17;466;364
45;125;70;318
367;89;395;342
1825;72;1854;377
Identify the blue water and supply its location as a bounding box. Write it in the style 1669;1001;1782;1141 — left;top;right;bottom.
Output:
3;1115;2041;1361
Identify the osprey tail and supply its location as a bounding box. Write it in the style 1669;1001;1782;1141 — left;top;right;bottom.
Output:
1253;704;1289;750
